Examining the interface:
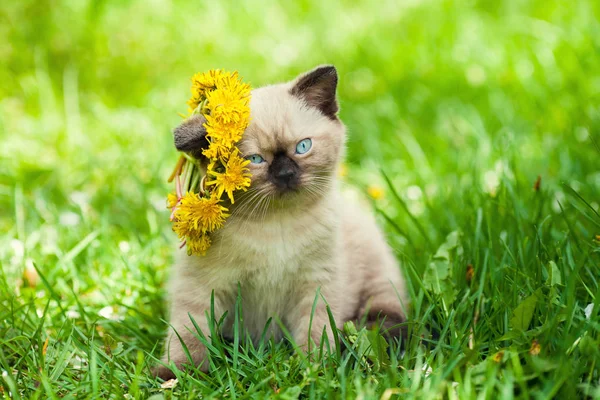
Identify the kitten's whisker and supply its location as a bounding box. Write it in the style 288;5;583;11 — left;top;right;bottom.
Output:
230;187;271;219
228;187;275;236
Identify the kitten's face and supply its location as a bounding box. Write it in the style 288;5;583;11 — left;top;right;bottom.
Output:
232;66;345;217
172;66;345;218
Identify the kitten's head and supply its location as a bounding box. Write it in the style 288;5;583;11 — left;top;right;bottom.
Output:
173;65;345;217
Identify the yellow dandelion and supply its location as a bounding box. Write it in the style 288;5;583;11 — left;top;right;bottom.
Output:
367;185;385;200
205;87;250;124
187;70;227;111
186;234;212;256
170;69;252;255
172;192;229;237
529;339;541;356
492;350;505;363
204;116;247;150
216;71;251;96
206;150;251;203
187;96;203;113
167;192;179;209
202;138;231;160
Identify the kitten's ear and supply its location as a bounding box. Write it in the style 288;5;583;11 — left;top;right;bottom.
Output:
173;114;209;159
290;65;339;119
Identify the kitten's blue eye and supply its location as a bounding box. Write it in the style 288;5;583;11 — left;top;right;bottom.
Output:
295;138;312;154
246;154;264;164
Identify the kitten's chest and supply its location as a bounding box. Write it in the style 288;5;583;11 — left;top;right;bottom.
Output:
220;217;319;275
213;209;337;338
216;252;301;340
234;273;296;340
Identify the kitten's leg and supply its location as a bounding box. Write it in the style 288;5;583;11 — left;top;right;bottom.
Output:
154;284;228;379
154;312;208;379
287;284;340;356
358;278;408;338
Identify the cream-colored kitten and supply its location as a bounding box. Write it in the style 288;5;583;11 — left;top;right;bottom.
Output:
155;66;408;379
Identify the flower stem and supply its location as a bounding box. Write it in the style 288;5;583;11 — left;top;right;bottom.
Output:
189;168;202;193
176;170;183;199
168;155;186;183
183;161;193;193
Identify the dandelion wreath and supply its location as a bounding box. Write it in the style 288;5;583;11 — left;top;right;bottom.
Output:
167;70;252;255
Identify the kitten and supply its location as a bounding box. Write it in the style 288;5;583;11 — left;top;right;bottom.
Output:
155;66;408;379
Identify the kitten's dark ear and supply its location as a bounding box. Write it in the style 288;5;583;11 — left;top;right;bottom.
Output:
290;65;339;119
173;114;209;159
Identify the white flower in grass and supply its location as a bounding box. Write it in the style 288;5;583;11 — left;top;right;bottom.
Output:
66;309;81;319
483;170;500;196
10;239;24;264
70;191;90;209
70;354;87;370
59;211;80;226
406;185;422;201
118;241;131;254
99;306;123;321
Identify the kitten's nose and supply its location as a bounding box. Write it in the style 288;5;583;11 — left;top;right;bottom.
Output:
269;153;300;190
275;166;295;182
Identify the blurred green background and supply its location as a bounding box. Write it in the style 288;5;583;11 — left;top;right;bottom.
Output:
1;0;600;397
3;0;599;195
2;0;598;269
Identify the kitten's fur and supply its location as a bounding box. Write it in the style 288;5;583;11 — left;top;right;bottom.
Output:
155;66;408;379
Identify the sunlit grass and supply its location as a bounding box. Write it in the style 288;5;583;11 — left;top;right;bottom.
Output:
1;0;599;398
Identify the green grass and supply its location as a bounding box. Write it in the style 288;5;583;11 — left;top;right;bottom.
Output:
1;0;600;398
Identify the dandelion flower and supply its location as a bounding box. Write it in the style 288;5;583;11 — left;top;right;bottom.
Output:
367;185;384;200
202;139;231;160
204;117;247;150
492;351;504;363
170;69;252;255
206;150;251;203
172;192;229;237
216;71;251;98
205;87;250;126
186;234;211;256
167;192;179;209
187;70;227;111
529;339;541;356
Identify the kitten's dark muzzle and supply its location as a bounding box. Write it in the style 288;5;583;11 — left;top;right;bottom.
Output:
269;153;300;191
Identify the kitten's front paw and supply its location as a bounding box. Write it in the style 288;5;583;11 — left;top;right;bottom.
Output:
294;328;336;357
358;304;407;339
152;354;206;380
155;339;209;379
152;363;177;381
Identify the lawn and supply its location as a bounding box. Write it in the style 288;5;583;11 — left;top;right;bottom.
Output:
1;0;600;398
